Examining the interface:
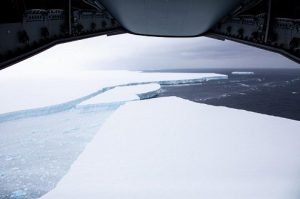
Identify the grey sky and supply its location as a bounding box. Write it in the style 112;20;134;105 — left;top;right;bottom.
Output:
7;33;299;72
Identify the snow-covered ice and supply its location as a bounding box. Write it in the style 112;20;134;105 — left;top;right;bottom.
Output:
41;97;300;199
78;83;161;105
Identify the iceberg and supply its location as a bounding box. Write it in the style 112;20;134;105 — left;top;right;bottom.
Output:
0;71;227;122
41;97;300;199
231;71;254;75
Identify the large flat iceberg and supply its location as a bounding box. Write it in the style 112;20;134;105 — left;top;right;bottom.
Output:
0;71;227;122
41;97;300;199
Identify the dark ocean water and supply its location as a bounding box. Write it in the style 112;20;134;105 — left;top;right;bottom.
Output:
148;68;300;121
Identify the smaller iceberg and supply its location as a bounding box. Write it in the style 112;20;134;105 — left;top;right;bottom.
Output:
77;83;161;106
231;71;255;75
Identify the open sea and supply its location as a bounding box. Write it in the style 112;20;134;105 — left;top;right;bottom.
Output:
148;68;300;121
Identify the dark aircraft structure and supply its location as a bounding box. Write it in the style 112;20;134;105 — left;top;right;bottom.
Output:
0;0;299;70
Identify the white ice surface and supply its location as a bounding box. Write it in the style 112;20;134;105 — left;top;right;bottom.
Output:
41;97;300;199
79;83;161;105
0;70;226;115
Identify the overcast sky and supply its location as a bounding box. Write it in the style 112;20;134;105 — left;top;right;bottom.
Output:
5;33;299;73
